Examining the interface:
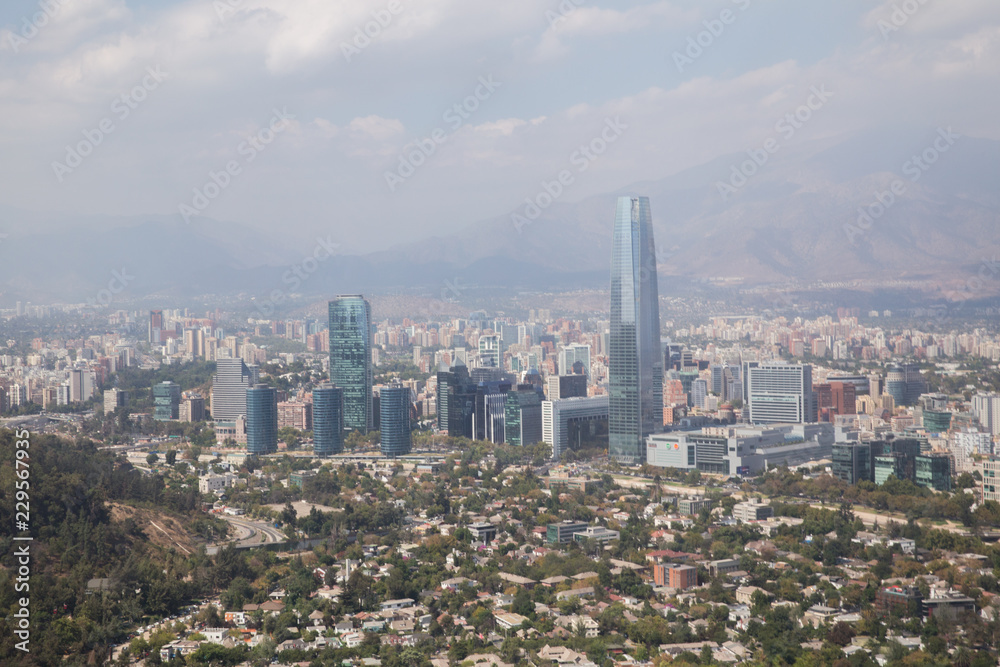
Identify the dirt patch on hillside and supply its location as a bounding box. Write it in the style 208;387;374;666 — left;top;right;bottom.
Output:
109;503;200;555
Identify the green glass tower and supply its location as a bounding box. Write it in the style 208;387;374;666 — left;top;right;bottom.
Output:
330;296;373;432
609;196;663;464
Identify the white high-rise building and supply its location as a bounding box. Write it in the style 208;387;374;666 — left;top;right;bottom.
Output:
558;344;591;377
745;362;815;424
68;369;96;403
972;394;1000;436
210;358;258;421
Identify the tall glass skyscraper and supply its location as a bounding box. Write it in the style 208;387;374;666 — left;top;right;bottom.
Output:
329;295;373;432
609;196;663;464
379;385;411;457
246;384;277;455
313;384;344;457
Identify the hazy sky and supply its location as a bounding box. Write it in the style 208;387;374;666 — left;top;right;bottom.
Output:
1;0;998;254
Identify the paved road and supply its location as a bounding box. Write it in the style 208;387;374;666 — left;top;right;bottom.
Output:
216;514;287;548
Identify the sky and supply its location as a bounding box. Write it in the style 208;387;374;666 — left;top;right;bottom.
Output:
0;0;998;256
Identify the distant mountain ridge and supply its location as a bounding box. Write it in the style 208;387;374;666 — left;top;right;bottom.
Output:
1;127;997;304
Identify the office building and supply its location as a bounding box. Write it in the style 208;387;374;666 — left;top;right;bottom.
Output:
312;384;345;457
546;521;590;544
542;396;610;461
573;526;620;544
149;310;164;344
745;363;815;424
103;388;128;414
922;409;952;433
972;394;1000;436
922;592;976;621
679;370;699;407
691;378;708;410
437;365;476;438
871;438;922;485
646;432;766;476
246;384;278;455
832;443;871;485
153;381;181;421
678;498;713;516
211;358;258;421
379;384;412;457
710;365;726;395
469;522;498;543
179;396;205;422
184;328;205;359
814;381;856;422
546;374;588;400
504;385;543;447
915;453;952;492
885;364;927;407
976;457;1000;503
558;344;591;377
68;368;96;403
733;499;774;523
473;380;511;444
653;564;697;590
876;586;922;618
609;196;663;464
330;295;373;432
478;334;503;369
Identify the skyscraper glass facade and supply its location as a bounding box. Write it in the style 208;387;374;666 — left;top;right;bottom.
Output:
379;385;411;457
329;296;372;432
609;196;662;464
246;384;277;455
153;381;180;421
313;384;344;457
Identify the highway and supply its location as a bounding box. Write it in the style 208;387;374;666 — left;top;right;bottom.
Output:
215;514;287;549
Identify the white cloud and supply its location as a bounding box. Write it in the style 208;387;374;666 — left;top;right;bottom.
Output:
533;1;695;60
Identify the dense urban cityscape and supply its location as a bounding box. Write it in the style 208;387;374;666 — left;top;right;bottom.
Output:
0;195;998;667
3;1;1000;666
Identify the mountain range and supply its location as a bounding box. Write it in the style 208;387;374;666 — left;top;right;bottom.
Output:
2;126;997;307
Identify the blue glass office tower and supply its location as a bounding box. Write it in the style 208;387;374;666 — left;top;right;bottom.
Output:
153;381;181;421
609;196;663;464
379;385;411;457
313;384;344;457
246;384;277;455
329;296;373;432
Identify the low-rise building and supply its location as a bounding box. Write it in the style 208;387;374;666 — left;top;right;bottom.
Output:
733;499;773;523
